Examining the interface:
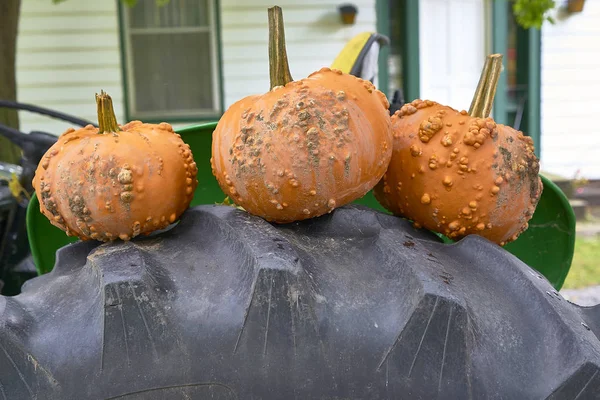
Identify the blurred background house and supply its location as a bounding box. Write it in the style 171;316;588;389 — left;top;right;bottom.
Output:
13;0;599;183
15;0;379;131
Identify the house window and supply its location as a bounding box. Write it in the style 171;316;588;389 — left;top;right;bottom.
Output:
119;0;221;121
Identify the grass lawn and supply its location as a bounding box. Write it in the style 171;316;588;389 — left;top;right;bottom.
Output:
562;236;600;289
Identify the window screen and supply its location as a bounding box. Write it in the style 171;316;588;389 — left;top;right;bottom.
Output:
121;0;221;119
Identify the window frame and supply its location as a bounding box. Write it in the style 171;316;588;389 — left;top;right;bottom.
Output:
117;0;224;123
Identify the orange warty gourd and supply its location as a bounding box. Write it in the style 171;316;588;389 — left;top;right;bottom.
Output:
211;6;392;223
374;55;543;245
32;91;198;242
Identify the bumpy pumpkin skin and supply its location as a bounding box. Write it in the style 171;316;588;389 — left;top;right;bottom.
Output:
32;121;198;241
211;67;393;223
374;99;543;245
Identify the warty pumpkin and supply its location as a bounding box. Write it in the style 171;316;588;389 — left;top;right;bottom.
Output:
32;91;198;242
374;54;542;245
211;6;392;223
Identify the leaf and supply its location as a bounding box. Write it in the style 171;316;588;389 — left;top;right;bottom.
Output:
511;0;556;30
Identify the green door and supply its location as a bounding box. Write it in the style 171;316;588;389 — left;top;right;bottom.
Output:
492;0;542;157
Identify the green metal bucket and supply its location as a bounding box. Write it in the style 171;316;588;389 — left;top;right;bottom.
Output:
26;122;576;290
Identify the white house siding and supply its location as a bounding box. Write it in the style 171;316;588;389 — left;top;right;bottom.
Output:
14;0;378;137
16;0;125;136
540;3;600;179
219;0;378;108
418;0;488;113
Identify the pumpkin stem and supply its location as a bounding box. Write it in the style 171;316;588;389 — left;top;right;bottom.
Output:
468;54;503;118
268;6;293;89
96;90;120;134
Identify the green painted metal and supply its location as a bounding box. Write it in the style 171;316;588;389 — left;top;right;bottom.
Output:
402;0;420;101
492;0;509;125
376;0;390;97
494;0;541;156
519;27;542;158
26;194;76;275
503;175;575;290
528;29;542;158
176;123;227;207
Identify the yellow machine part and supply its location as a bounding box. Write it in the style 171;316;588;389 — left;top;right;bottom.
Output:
330;32;373;74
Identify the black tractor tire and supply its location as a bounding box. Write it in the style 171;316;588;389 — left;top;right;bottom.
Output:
1;204;599;400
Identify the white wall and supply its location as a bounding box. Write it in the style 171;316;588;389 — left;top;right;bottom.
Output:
219;0;378;108
541;3;600;179
16;0;125;136
14;0;378;137
418;0;488;112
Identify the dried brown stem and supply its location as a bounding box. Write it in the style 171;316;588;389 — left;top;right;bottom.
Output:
268;6;293;89
468;54;503;118
96;90;120;134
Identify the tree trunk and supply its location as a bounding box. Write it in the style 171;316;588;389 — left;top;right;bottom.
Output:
0;0;22;165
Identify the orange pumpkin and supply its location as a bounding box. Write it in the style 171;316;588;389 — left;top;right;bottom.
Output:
374;55;542;245
211;6;392;223
32;91;198;242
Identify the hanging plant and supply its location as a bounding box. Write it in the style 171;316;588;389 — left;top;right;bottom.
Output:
511;0;556;29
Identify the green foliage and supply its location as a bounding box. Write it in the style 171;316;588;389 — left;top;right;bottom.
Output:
562;236;600;289
511;0;556;30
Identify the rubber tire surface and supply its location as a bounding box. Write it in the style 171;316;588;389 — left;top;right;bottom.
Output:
1;205;600;399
